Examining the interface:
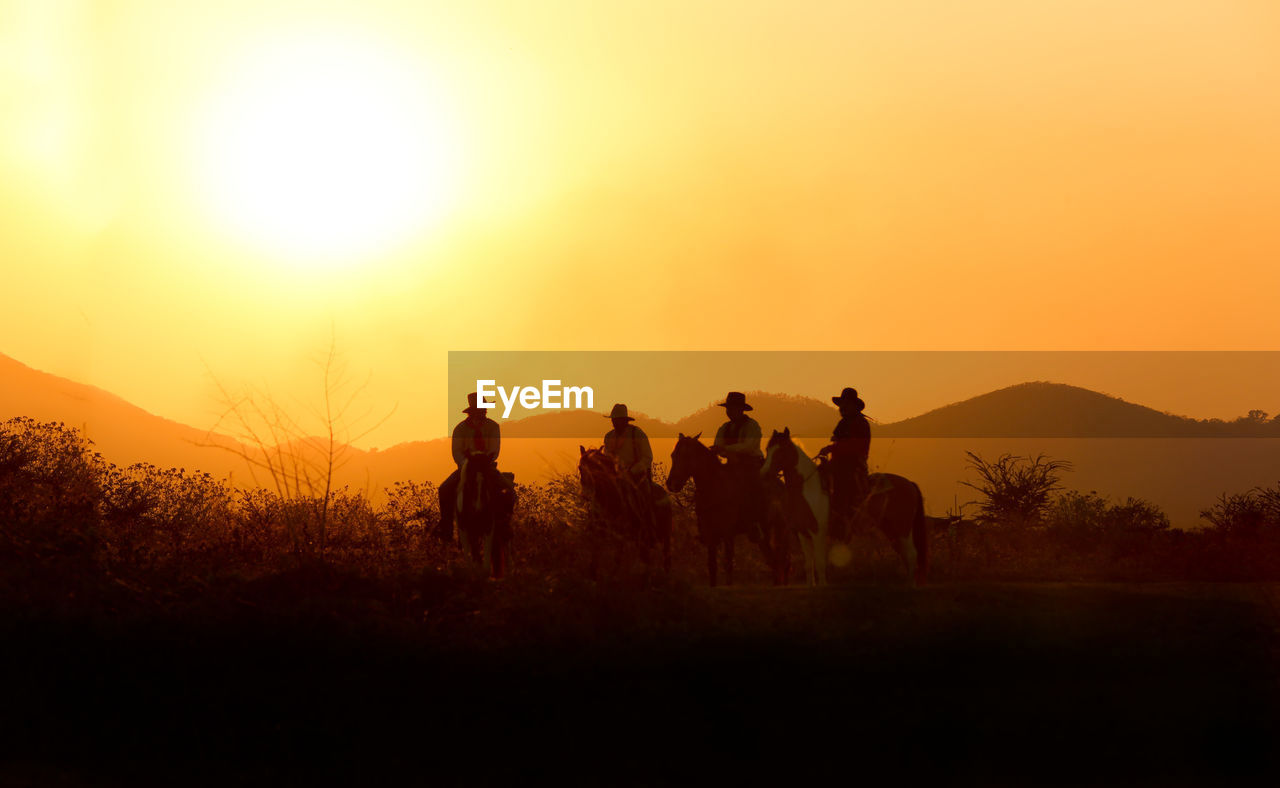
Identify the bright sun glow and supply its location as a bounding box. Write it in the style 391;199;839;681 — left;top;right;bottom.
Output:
194;31;464;264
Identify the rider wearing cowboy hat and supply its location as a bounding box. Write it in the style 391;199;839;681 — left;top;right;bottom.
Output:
710;391;763;464
602;403;654;484
819;387;871;539
711;391;766;539
436;392;503;542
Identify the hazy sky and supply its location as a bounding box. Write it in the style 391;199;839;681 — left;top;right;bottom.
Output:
4;1;1279;446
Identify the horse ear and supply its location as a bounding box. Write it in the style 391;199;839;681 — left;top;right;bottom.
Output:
693;432;702;440
678;432;684;439
783;427;790;437
579;445;586;455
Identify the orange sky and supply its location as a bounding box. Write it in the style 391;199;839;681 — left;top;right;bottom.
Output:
3;1;1280;447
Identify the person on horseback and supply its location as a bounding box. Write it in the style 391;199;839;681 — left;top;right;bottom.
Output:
603;402;670;532
710;391;766;540
602;403;653;484
818;387;871;541
435;392;507;541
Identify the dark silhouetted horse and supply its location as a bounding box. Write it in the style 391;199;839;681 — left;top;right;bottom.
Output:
762;428;928;586
667;433;789;586
456;452;515;578
578;447;672;576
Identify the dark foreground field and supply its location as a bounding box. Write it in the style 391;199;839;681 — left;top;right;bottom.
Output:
4;577;1279;786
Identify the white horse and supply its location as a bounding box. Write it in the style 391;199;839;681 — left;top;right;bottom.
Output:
761;428;829;585
762;428;930;587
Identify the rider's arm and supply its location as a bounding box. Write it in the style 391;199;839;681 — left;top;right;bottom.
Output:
633;429;653;475
722;419;762;458
712;423;729;450
451;423;467;467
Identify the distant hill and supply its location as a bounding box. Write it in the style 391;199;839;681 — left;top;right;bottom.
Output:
0;352;248;476
877;382;1280;438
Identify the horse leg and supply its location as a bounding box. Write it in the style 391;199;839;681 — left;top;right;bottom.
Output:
769;527;782;586
661;507;672;575
912;499;929;586
587;519;601;581
890;532;917;587
724;533;735;586
494;534;507;580
806;534;819;586
613;530;628;582
819;524;829;585
770;521;789;586
707;537;718;587
482;532;494;578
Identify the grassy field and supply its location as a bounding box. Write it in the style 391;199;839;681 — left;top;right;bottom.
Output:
3;576;1279;786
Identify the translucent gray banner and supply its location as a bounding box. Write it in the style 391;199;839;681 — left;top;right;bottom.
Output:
446;351;1280;439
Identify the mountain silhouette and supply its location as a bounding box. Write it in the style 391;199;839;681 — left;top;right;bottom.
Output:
0;352;249;475
471;383;1279;440
876;381;1237;438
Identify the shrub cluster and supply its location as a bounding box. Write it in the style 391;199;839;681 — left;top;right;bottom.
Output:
0;419;778;610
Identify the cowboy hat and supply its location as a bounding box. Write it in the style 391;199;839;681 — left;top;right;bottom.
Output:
605;403;635;421
832;387;865;411
716;391;753;411
462;392;487;414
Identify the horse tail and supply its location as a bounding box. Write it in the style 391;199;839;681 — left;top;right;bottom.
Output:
912;485;929;586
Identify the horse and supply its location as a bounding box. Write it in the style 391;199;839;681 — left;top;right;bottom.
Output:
577;447;672;576
456;452;516;578
762;428;929;586
666;433;790;587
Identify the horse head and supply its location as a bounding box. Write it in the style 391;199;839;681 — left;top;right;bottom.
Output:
666;431;705;492
761;427;799;480
579;446;623;507
578;445;615;485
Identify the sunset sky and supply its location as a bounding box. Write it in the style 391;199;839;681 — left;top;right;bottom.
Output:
4;1;1280;447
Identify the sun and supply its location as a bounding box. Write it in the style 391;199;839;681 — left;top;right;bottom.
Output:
194;31;464;264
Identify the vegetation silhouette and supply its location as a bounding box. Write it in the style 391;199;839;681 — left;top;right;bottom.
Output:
201;337;393;558
577;446;672;579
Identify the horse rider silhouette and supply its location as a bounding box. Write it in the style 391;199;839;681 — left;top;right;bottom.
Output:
709;391;767;541
817;387;871;542
601;402;671;547
602;403;655;485
436;392;510;542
